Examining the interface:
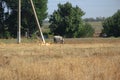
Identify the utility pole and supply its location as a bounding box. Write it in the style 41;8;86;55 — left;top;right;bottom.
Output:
29;0;45;44
17;0;21;44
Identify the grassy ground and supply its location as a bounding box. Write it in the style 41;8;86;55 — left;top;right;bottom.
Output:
0;38;120;80
0;38;38;44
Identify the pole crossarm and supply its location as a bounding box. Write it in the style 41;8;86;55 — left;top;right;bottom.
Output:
29;0;46;44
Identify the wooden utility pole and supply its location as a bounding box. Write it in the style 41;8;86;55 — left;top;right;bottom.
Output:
29;0;45;44
17;0;21;43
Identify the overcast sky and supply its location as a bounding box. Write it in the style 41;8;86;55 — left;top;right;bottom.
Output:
48;0;120;18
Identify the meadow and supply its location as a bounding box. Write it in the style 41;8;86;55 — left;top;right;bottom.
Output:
0;38;120;80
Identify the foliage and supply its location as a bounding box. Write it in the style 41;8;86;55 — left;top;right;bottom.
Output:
0;0;48;38
0;0;4;38
102;10;120;37
84;23;95;37
49;2;94;38
0;1;10;38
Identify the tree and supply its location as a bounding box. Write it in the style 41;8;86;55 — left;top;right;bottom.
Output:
0;0;4;37
0;0;10;38
102;10;120;37
49;2;94;38
3;0;48;38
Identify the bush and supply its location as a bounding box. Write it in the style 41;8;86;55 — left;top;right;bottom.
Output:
84;23;95;37
4;31;11;39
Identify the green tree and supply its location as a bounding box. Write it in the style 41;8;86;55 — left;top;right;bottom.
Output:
102;10;120;37
49;2;94;38
3;0;48;38
0;0;10;38
0;0;4;38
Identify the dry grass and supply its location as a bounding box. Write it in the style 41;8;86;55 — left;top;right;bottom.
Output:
0;38;120;80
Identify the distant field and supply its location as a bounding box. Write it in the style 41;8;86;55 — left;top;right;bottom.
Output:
88;21;103;37
0;38;120;80
88;21;103;33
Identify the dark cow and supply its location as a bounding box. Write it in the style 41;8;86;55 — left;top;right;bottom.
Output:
53;36;64;44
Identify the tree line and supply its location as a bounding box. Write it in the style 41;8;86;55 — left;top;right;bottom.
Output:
0;1;120;39
84;17;105;22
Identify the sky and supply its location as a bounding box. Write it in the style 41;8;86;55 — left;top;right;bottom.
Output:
48;0;120;18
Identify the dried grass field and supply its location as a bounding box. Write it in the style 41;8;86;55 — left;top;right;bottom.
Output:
0;38;120;80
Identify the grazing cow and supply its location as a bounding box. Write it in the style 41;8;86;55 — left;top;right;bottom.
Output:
53;36;64;44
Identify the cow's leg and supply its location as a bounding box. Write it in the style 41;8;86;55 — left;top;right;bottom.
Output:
54;38;57;43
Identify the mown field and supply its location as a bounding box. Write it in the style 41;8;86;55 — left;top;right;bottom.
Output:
0;38;120;80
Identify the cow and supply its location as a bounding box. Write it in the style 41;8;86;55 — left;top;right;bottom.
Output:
53;36;64;44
